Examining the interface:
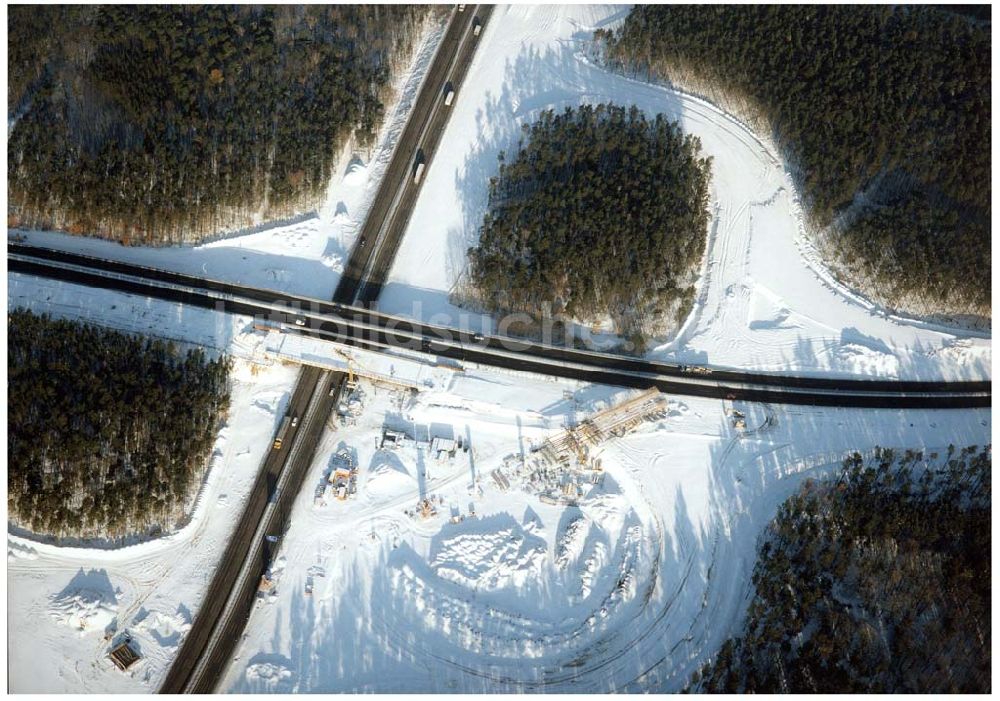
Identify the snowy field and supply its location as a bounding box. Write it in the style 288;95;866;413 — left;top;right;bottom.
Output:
380;4;990;381
217;380;990;693
6;5;992;695
7;352;301;693
6;273;618;692
7;256;991;695
8;13;448;302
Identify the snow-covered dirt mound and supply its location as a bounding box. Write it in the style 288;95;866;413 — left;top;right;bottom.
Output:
430;518;547;591
368;464;660;677
48;569;119;635
244;658;294;692
8;539;38;561
135;608;192;649
364;452;418;501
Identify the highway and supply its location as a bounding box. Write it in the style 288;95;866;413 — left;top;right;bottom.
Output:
334;4;493;305
160;368;346;692
156;5;493;691
11;242;990;397
4;0;990;690
10;252;990;409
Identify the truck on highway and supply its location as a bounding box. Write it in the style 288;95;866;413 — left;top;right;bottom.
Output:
473;18;482;36
444;82;455;107
272;416;292;450
413;153;426;184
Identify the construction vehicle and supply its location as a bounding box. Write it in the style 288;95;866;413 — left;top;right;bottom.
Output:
273;416;292;450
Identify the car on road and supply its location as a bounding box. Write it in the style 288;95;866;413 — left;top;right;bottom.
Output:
294;317;306;326
291;416;299;428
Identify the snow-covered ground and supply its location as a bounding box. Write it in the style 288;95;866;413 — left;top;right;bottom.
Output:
7;350;301;692
6;5;991;695
380;4;990;381
216;377;990;693
7;253;991;695
8;13;449;301
7;28;453;684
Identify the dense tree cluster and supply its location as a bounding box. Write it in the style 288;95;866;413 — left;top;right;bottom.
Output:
600;6;990;316
8;310;231;541
695;445;991;693
468;104;711;346
7;4;433;243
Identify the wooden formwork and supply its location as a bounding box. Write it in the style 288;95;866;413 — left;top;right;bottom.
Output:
536;388;667;467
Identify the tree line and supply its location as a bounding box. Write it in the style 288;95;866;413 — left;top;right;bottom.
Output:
8;310;232;541
693;445;990;693
599;6;990;317
7;4;434;244
467;103;711;349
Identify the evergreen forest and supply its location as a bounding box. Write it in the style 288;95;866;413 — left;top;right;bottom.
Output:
467;104;712;348
8;310;231;541
7;5;434;243
600;6;990;316
694;445;991;693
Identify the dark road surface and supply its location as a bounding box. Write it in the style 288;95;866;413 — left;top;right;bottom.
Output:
10;252;990;410
160;368;344;693
155;6;492;691
5;3;989;691
334;5;493;305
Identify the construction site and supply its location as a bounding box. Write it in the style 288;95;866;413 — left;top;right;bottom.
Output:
490;388;670;506
314;448;359;506
250;318;445;398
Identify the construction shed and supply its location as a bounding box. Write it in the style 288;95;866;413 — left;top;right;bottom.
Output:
431;436;456;461
381;429;407;449
108;638;142;671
